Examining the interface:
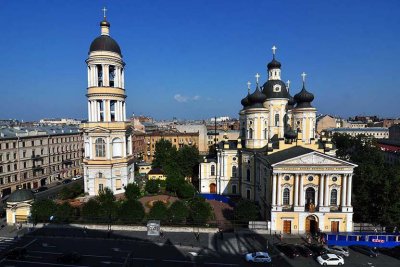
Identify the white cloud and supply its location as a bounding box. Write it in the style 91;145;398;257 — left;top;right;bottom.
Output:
174;94;201;103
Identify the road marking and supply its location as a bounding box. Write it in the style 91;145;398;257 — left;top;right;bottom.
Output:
131;257;154;261
205;263;239;266
22;238;37;248
29;251;114;258
101;261;123;265
6;259;90;267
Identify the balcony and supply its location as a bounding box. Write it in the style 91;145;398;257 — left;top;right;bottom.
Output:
31;155;43;160
33;165;44;171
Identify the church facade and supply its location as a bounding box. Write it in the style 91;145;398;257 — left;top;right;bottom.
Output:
81;13;135;196
199;48;357;234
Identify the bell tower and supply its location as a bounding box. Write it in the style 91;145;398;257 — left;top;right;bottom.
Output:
82;8;134;196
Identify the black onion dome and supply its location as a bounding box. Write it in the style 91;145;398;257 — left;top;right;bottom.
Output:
284;128;297;139
294;85;314;108
241;93;251;108
262;80;289;99
267;56;281;69
100;19;110;27
248;85;267;104
287;93;296;108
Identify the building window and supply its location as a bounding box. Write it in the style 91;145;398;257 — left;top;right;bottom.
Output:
330;189;338;206
283;188;290;205
284;175;290;181
211;165;215;176
247;169;250;181
232;166;237;178
95;138;106;157
275;114;279;126
0;166;2;173
332;176;338;182
98;172;103;178
248;128;253;139
264;128;268;139
232;184;237;194
308;176;314;182
112;138;123;158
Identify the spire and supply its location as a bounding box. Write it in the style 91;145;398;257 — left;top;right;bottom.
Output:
301;72;307;87
247;81;251;94
100;7;110;36
272;45;277;57
255;73;260;86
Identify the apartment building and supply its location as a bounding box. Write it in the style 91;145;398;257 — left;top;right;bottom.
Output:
0;126;83;198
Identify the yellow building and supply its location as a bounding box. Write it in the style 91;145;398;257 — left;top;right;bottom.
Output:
148;168;166;180
199;46;357;234
6;189;34;224
81;12;135;196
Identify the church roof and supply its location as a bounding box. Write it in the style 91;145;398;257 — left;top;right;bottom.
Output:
264;146;315;164
6;189;34;203
90;35;121;55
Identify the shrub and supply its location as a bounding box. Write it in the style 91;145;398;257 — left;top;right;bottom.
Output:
81;199;101;222
177;182;196;199
118;200;145;223
234;200;259;223
168;200;189;224
55;202;74;223
145;180;160;194
188;197;212;224
30;199;57;223
124;183;141;201
148;201;168;221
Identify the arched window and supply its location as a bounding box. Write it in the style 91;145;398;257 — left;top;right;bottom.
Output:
246;169;251;181
211;165;215;176
249;128;253;139
109;65;115;87
330;189;338;206
97;64;103;86
264;128;268;139
95;138;106;157
305;187;315;205
112;138;122;158
275;114;279;126
283;188;290;205
232;166;237;177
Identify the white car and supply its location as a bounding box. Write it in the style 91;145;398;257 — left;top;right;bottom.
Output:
317;253;344;265
326;246;350;257
245;252;272;263
72;175;82;181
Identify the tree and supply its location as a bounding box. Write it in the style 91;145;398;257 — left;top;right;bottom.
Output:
145;180;160;194
118;200;145;223
177;145;200;178
188;197;212;224
148;201;168;221
124;183;141;201
168;200;189;224
55;202;74;223
234;200;259;223
152;139;178;171
177;182;196;199
97;187;117;221
30;199;57;223
58;183;83;200
81;199;101;222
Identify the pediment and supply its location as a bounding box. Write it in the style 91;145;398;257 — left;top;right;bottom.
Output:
85;126;111;133
272;152;356;167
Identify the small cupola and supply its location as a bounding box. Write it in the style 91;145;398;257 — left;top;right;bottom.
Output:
294;72;315;108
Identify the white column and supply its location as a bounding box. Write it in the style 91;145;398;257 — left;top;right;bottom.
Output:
122;102;126;121
117;101;121;121
302;117;306;142
272;173;277;206
115;67;119;88
279;107;284;138
106;137;110;159
324;174;329;206
94;66;98;87
347;174;353;206
294;174;299;206
87;67;91;87
122;136;126;158
299;174;304;206
341;174;347;207
91;101;96;122
319;174;324;206
277;174;282;206
97;101;101;122
89;137;93;159
121;69;125;89
103;65;109;87
102;100;105;122
87;102;91;122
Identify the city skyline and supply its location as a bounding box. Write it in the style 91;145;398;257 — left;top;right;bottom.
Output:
0;0;399;121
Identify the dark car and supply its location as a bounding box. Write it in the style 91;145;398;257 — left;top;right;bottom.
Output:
305;244;328;256
5;247;27;260
62;179;72;184
295;244;314;257
350;245;378;257
32;186;48;193
57;252;81;263
379;246;400;259
276;243;300;258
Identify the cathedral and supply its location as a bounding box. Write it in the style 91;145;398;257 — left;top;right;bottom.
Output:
199;47;357;234
81;11;135;196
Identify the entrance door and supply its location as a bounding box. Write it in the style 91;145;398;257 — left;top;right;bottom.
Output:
283;220;291;234
305;215;318;234
331;221;339;233
209;183;216;193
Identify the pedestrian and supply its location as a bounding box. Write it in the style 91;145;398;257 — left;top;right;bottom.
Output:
195;232;200;241
279;232;283;242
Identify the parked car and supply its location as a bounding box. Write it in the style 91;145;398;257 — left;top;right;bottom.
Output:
295;244;314;257
62;179;72;184
32;186;48;193
72;175;82;181
350;245;378;257
378;246;400;259
276;243;300;258
244;252;272;263
57;252;81;263
326;246;350;257
306;244;329;256
5;247;27;260
316;253;344;265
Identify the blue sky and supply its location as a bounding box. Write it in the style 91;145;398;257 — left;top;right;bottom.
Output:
0;0;399;121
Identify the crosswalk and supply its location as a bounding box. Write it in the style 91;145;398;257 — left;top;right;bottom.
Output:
0;237;18;252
